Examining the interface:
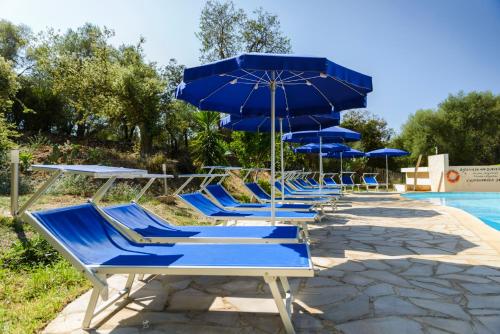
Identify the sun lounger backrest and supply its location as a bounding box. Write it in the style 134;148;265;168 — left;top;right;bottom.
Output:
103;203;177;231
32;204;137;266
364;175;378;184
245;183;271;200
341;174;354;185
179;193;224;215
205;185;239;206
324;177;337;185
296;179;309;187
307;178;319;186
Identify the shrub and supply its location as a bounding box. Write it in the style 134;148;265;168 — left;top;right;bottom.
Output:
0;236;60;270
48;174;98;197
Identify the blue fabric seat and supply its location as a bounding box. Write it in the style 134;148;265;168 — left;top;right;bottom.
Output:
275;182;340;197
28;203;313;332
205;184;312;211
179;193;318;222
244;182;329;204
102;203;299;242
32;204;310;268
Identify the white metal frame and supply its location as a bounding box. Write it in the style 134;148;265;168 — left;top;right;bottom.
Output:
340;172;361;192
22;210;313;333
361;173;383;192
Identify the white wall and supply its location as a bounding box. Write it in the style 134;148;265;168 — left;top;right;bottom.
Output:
427;154;500;192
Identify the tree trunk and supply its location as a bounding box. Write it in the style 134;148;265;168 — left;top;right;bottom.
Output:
139;123;153;157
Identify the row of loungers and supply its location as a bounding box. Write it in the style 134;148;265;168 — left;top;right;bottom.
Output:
19;165;344;334
292;173;386;191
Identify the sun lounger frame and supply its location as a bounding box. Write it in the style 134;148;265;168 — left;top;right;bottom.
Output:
22;209;312;334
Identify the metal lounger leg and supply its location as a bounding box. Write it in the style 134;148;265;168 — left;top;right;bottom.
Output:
82;274;136;329
264;275;295;334
82;287;101;329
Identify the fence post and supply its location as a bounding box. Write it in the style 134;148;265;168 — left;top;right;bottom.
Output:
162;163;168;195
10;149;19;217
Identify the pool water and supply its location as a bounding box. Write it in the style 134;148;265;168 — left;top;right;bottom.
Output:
402;192;500;231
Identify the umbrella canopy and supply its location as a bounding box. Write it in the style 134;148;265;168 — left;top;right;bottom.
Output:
176;53;373;117
323;148;365;158
366;148;409;157
282;125;361;143
176;53;372;224
366;148;410;191
220;112;340;132
295;143;349;154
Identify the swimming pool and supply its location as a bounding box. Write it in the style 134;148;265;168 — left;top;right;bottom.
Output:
402;192;500;231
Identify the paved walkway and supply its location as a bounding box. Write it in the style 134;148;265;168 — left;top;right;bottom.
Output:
44;193;500;334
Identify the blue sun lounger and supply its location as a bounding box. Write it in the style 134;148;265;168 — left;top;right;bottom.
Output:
204;184;313;212
99;202;301;244
275;181;341;197
244;182;331;205
341;172;361;191
178;192;318;227
362;173;384;191
23;203;313;333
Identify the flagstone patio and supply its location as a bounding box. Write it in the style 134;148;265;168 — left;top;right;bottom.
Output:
43;193;500;334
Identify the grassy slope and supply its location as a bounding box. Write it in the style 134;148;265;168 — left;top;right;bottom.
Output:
0;192;211;333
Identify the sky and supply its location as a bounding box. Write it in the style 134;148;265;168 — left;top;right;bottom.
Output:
1;0;499;131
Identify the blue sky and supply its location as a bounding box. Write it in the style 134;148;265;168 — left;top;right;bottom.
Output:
1;0;499;131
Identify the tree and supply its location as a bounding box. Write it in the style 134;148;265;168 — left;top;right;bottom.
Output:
396;91;500;165
242;8;291;53
115;44;166;156
0;20;31;67
339;110;395;170
196;0;291;63
0;56;19;113
196;0;245;63
191;111;227;166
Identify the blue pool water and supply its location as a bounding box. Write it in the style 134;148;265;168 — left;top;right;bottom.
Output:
402;192;500;231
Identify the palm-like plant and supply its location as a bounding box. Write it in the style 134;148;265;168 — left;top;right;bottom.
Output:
191;111;226;166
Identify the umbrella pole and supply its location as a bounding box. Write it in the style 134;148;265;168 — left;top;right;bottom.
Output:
270;72;276;225
319;136;323;191
386;154;389;192
280;118;285;201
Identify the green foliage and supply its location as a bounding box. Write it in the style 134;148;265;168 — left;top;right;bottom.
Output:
229;131;270;167
191;111;227;166
197;0;291;63
0;19;31;65
49;174;98;197
0;236;60;270
341;110;394;169
396;91;500;165
0;56;20;114
19;151;33;171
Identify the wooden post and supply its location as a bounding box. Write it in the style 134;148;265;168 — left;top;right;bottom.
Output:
162;163;168;195
10;149;19;217
414;154;423;191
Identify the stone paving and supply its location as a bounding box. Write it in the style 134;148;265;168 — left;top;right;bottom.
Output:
43;193;500;334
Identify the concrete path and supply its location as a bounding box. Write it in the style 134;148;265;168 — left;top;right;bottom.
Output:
44;193;500;334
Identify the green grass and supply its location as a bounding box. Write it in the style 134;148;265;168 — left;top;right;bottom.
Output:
0;214;90;333
0;260;90;333
0;192;211;333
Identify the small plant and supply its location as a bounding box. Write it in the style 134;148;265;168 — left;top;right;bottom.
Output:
106;182;140;202
49;174;98;197
19;151;33;172
0;236;61;270
27;131;51;150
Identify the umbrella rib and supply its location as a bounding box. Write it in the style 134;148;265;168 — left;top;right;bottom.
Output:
280;71;305;83
279;82;290;113
281;75;322;84
199;80;234;104
329;76;365;96
242;69;270;84
295;73;334;110
240;72;267;112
